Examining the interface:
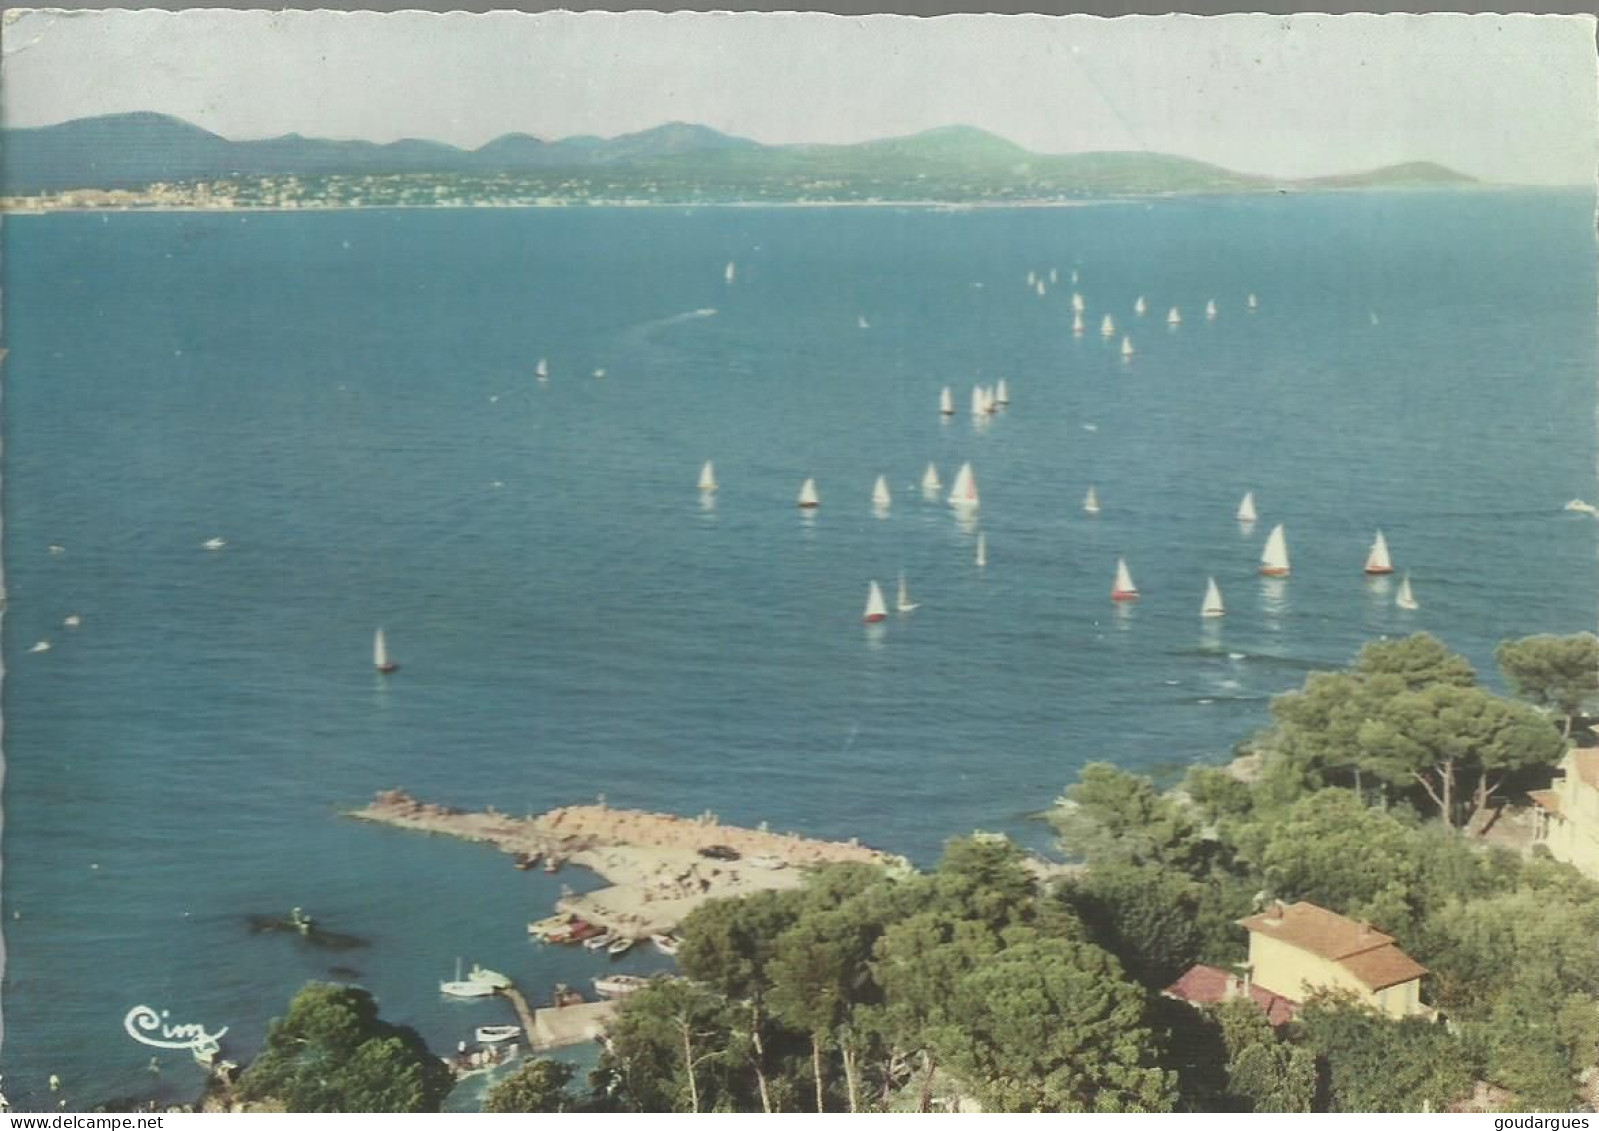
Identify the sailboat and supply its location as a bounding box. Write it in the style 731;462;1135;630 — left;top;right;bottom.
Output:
1049;268;1059;284
1071;292;1085;314
535;358;549;382
995;379;1010;406
1134;295;1147;316
440;958;496;999
1027;270;1037;286
1260;524;1290;577
857;314;870;329
976;533;988;568
896;574;919;613
1120;336;1135;359
374;628;398;675
922;463;942;493
1247;293;1259;311
1083;485;1101;515
1236;491;1258;524
1201;577;1226;618
1205;299;1218;321
1035;280;1046;297
698;461;718;493
1101;314;1116;338
1112;557;1139;601
1167;307;1182;327
725;261;736;284
872;475;892;511
948;462;979;509
983;386;998;414
1395;574;1419;610
940;386;955;415
1070;269;1079;285
971;385;987;417
797;478;820;509
1364;531;1395;575
1072;311;1085;337
863;580;888;624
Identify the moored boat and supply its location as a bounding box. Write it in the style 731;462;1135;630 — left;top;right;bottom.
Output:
607;936;635;957
584;932;617;951
594;974;651;998
651;933;682;955
441;959;498;998
476;1025;522;1044
1112;557;1139;602
1364;531;1395;575
1260;524;1291;577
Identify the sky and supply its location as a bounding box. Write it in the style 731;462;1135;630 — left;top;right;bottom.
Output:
2;10;1595;184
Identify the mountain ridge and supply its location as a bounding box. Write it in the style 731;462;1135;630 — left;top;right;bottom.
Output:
1;112;1481;198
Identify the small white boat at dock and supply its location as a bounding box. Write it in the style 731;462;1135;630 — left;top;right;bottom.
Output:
607;936;635;957
584;932;617;951
441;959;499;998
476;1025;522;1044
651;933;682;954
594;974;651;998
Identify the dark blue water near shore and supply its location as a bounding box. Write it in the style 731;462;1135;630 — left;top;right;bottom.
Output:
2;191;1594;1107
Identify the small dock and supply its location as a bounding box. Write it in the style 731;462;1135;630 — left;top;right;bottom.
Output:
530;1000;617;1052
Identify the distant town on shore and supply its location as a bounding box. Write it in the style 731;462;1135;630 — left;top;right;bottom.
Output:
1;112;1487;212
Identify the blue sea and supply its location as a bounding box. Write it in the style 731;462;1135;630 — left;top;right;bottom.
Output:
2;192;1595;1109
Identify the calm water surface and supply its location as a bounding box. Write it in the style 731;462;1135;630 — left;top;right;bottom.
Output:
2;192;1595;1107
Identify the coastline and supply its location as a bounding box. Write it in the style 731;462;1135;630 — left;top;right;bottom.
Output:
349;790;907;938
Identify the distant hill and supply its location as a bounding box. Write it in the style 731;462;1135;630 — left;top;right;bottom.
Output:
0;112;1480;199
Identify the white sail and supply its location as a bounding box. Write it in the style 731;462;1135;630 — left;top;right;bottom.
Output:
1035;280;1046;297
1167;306;1182;326
948;462;979;508
1205;299;1218;320
922;463;942;492
374;629;389;669
940;386;954;415
1071;292;1085;314
897;573;919;612
1120;336;1134;358
1202;577;1226;618
872;475;892;510
698;460;718;493
1396;574;1419;610
1049;268;1059;284
725;261;736;284
995;379;1010;405
1236;491;1258;524
535;357;549;379
1260;524;1290;575
971;385;986;416
798;478;820;508
976;533;988;568
864;580;888;623
1072;311;1085;336
1134;295;1147;316
1027;270;1037;286
1101;314;1116;338
1070;269;1079;284
983;386;998;414
1112;557;1138;599
857;314;870;329
1247;293;1259;311
1365;531;1394;574
1083;485;1100;515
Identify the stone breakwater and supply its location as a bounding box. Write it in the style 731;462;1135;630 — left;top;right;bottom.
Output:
349;790;906;937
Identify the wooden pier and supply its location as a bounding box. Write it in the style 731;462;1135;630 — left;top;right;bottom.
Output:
497;980;618;1053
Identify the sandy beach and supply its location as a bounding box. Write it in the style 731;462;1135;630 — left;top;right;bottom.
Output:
349;791;907;937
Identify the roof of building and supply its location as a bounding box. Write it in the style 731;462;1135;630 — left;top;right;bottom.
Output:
1567;748;1599;791
1528;788;1563;816
1239;900;1428;991
1163;963;1298;1027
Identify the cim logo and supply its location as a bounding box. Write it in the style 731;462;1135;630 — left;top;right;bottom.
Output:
123;1004;229;1051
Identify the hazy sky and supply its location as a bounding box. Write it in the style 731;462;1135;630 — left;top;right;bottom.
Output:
3;10;1594;183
